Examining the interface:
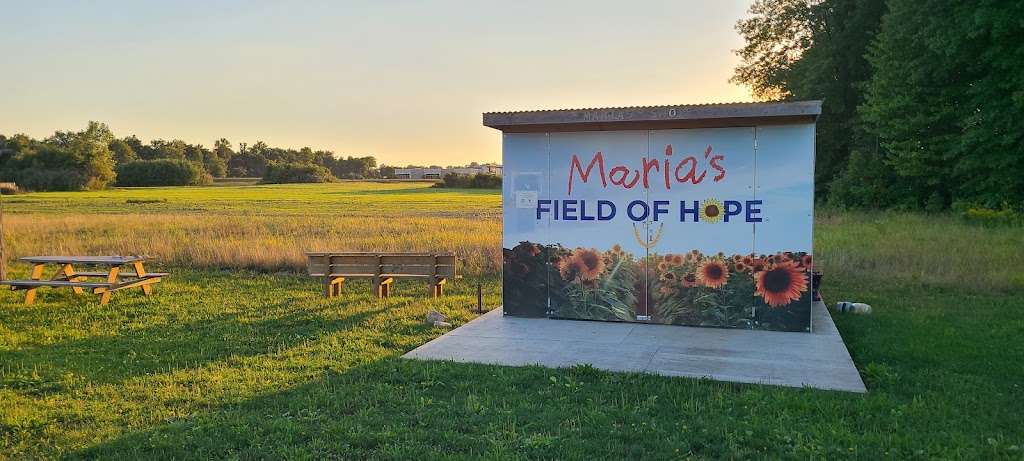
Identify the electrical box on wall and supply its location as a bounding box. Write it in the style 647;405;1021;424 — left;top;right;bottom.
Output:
485;101;821;332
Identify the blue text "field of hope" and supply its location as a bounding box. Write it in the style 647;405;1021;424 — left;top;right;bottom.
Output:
535;199;763;223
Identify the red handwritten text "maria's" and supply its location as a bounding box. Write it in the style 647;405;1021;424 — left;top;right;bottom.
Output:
567;145;725;195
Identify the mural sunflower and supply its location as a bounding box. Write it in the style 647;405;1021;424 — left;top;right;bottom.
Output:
754;261;809;307
696;259;729;288
750;259;766;273
699;199;725;223
733;261;748;273
512;241;541;258
558;256;577;280
801;254;813;268
570;247;606;281
679;272;700;287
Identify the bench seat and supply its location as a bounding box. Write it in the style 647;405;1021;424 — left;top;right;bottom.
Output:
1;280;113;289
55;271;169;278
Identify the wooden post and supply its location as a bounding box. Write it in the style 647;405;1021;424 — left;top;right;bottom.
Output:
428;254;437;298
323;254;333;298
0;182;9;281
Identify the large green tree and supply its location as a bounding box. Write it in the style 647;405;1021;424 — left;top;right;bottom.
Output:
732;0;815;101
862;0;1024;208
733;0;886;201
1;122;118;190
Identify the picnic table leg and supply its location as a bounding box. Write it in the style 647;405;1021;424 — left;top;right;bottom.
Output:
54;264;85;294
99;266;121;305
23;263;45;305
133;262;153;295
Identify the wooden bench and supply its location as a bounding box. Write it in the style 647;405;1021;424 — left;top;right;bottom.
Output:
306;252;459;299
0;255;165;305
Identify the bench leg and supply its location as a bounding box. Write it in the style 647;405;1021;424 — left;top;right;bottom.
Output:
432;278;447;298
324;276;344;298
377;278;393;298
324;276;333;298
23;264;45;305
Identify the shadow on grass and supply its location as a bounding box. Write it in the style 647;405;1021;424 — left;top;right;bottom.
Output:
0;306;388;393
0;271;395;394
68;358;702;461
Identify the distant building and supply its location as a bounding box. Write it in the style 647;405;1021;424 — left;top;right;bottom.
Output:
394;165;502;179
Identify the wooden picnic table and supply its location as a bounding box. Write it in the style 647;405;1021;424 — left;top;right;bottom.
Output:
0;255;166;305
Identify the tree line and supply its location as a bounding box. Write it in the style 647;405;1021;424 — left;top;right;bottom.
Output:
0;122;390;190
733;0;1023;212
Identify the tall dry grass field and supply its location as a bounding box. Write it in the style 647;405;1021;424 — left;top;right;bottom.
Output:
815;209;1024;292
1;182;502;276
4;215;501;275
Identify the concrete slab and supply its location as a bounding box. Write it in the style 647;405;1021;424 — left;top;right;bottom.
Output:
403;300;867;393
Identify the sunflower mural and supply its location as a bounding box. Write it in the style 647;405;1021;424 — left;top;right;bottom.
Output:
751;255;813;331
648;250;754;328
502;241;554;317
549;246;638;322
647;249;813;331
503;241;813;331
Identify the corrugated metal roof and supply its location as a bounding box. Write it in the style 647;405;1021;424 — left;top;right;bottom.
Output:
483;100;822;133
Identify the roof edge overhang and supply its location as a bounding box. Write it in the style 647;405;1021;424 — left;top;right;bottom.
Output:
483;100;822;133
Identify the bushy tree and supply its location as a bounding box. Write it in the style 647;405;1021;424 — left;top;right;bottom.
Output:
261;162;337;184
115;159;211;187
0;146;87;191
108;138;138;164
432;172;501;189
0;122;117;191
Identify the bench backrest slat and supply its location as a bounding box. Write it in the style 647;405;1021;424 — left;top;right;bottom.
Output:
306;252;457;278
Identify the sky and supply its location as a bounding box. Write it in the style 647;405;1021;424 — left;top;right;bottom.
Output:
2;1;754;167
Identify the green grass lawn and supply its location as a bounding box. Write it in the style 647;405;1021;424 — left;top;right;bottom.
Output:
2;268;1021;460
1;185;1022;459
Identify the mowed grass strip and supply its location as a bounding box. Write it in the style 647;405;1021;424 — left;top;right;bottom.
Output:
0;181;500;217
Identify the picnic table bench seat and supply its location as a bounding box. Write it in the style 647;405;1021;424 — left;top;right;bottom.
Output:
306;252;459;299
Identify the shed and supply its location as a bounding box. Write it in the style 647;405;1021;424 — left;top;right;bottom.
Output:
484;100;822;332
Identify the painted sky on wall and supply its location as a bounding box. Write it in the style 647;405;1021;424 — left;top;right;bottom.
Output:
2;1;754;166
